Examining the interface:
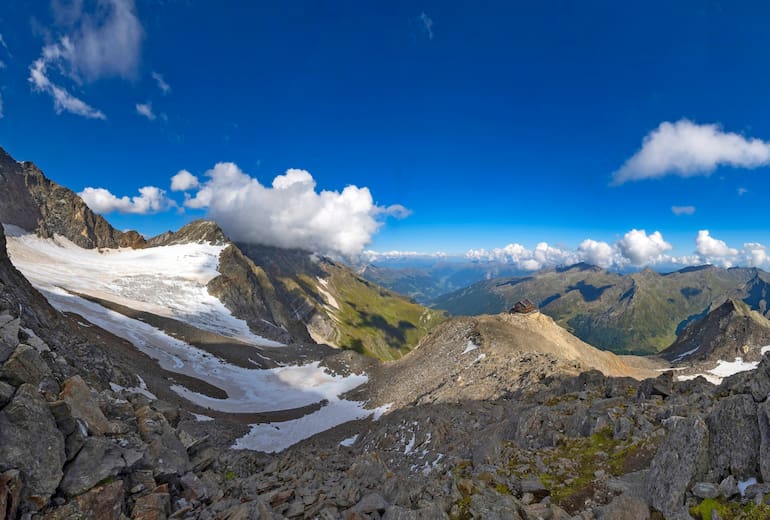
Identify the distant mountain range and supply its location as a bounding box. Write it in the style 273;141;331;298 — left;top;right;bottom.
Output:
430;262;770;354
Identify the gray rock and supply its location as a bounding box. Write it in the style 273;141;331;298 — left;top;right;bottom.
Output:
596;494;650;520
743;482;770;499
0;380;14;407
748;355;770;402
135;405;190;479
0;384;65;510
718;475;738;498
59;437;143;497
757;399;770;482
1;344;52;387
645;416;709;520
692;482;720;499
0;314;19;362
351;492;389;514
60;375;114;435
383;505;420;520
706;394;760;480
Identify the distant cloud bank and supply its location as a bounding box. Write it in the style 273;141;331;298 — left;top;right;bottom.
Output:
465;229;770;271
613;120;770;184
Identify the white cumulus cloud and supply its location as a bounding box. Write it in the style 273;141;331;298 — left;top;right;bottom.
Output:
79;186;175;214
170;169;199;191
577;239;616;268
617;229;672;265
696;230;738;259
135;102;155;120
180;163;407;256
613;120;770;184
466;242;579;271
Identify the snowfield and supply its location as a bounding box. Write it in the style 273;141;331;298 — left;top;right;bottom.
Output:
4;226;379;451
4;225;281;346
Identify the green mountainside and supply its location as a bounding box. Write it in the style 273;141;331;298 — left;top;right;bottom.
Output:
431;263;770;354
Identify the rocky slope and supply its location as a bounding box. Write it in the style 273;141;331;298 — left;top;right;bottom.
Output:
352;310;664;409
7;215;770;519
432;262;770;355
662;299;770;363
0;147;145;249
235;242;446;360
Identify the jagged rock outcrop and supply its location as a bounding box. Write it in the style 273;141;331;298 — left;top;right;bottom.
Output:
662;299;770;362
146;219;228;247
0;146;145;249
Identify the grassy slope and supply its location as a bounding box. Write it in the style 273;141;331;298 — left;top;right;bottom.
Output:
432;265;761;354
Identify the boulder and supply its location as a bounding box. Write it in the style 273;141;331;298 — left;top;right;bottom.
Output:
756;399;770;482
41;480;125;520
0;381;14;407
1;344;52;387
692;482;720;500
645;416;709;520
596;494;650;520
0;314;19;363
706;394;760;480
59;437;143;497
131;485;171;520
135;405;190;480
0;384;65;511
60;375;114;435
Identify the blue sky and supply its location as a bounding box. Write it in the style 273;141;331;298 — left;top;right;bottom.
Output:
3;1;770;269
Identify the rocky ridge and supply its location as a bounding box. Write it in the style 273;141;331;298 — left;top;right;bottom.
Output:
662;299;770;363
0;147;145;249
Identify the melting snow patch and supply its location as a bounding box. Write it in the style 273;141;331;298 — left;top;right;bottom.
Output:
709;357;758;379
673;346;699;362
109;375;158;400
233;400;377;453
192;413;214;422
461;340;479;355
739;477;758;497
762;345;770;356
340;434;358;447
677;356;761;385
404;433;416;455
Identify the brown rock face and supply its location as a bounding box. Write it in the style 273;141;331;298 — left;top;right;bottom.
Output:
0;147;145;249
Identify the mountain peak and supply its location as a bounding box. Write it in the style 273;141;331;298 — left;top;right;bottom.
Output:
662;297;770;362
0;147;145;249
147;219;229;247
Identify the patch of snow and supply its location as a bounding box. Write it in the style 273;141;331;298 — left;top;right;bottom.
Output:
677;356;761;385
109;378;158;400
372;403;391;420
6;231;281;346
340;434;358;447
315;277;339;310
762;345;770;356
738;477;757;497
709;357;758;379
676;373;722;385
672;346;699;362
233;400;377;453
461;340;479;355
404;433;416;455
192;413;214;422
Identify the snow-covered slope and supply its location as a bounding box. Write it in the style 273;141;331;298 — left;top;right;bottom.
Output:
4;224;280;346
4;225;379;452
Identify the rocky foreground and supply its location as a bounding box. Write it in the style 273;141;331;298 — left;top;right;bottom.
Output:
4;233;770;519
